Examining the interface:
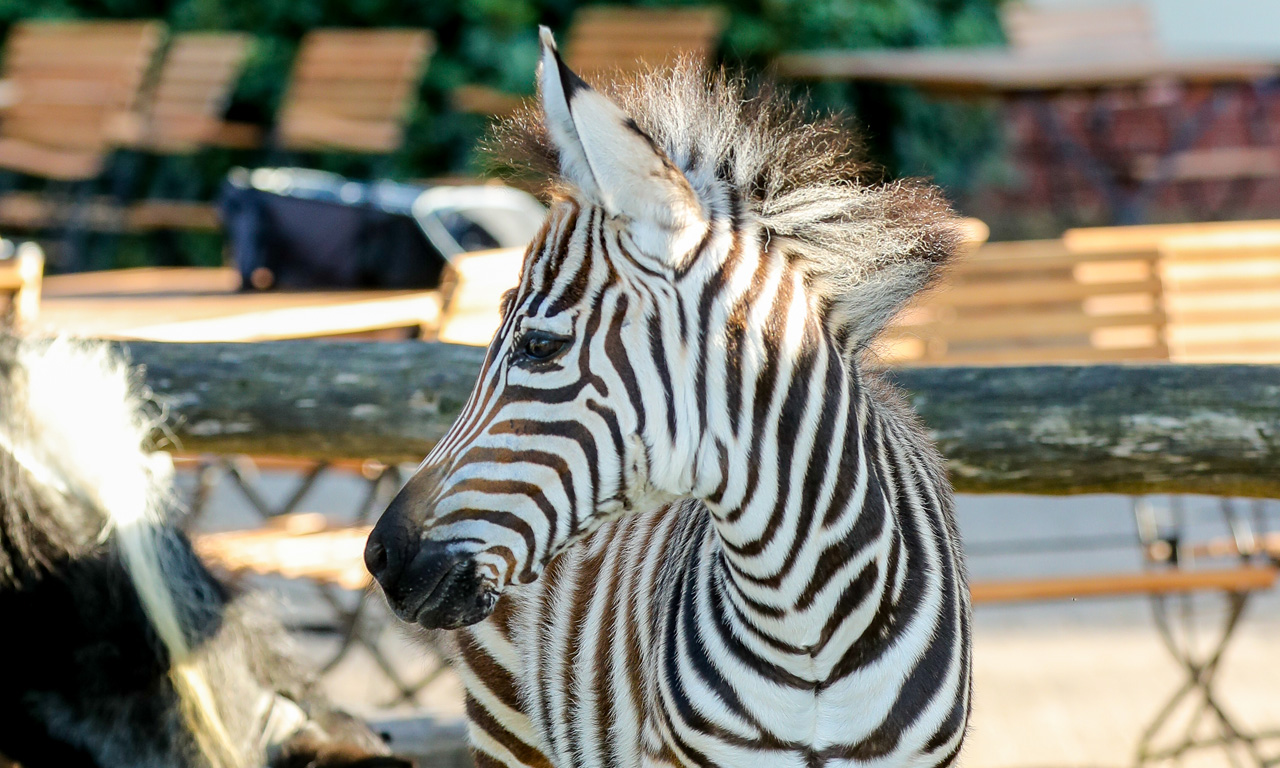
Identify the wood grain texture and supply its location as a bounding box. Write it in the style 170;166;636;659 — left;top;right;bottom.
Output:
119;341;1280;497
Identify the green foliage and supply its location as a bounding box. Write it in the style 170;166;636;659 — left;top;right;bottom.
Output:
2;0;1006;205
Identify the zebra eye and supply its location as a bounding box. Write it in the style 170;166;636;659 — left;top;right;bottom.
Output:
519;331;569;362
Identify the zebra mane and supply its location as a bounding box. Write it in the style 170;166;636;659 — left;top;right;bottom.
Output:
488;59;963;352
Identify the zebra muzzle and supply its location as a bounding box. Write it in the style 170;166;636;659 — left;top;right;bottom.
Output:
365;531;498;630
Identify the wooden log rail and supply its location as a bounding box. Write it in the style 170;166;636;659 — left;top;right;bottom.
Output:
122;341;1280;498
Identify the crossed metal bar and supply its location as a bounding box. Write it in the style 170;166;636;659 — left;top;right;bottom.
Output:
1133;498;1280;768
182;455;450;708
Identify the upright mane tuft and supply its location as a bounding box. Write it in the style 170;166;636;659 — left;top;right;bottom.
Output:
489;60;964;353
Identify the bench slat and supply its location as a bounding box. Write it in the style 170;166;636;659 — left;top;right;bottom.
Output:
971;566;1278;605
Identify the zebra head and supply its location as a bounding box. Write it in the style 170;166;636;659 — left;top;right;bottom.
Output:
367;28;959;629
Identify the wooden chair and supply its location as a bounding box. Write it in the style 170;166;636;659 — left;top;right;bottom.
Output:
454;6;727;115
0;20;164;236
276;29;434;155
117;32;258;155
118;32;260;233
882;238;1168;365
0;241;44;328
559;6;728;81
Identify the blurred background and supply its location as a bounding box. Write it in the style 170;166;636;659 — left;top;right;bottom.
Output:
0;0;1277;766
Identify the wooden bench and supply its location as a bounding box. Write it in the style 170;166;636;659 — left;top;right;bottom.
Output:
454;6;727;116
971;566;1277;605
886;219;1280;365
34;266;444;341
1159;231;1280;363
0;20;163;233
276;29;434;155
0;240;43;328
195;512;374;591
882;238;1168;365
1063;219;1280;363
117;32;260;233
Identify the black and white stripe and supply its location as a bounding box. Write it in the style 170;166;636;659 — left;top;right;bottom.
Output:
369;27;970;768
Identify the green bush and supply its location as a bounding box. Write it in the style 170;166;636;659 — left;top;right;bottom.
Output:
0;0;1006;265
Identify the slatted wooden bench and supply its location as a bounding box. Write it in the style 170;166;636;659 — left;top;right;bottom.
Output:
1063;219;1280;363
34;266;444;341
882;237;1168;365
0;20;163;231
0;240;43;328
1159;231;1280;363
276;29;434;156
454;6;727;116
116;32;258;155
886;219;1280;365
120;32;259;233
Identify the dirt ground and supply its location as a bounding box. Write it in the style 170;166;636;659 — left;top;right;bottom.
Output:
182;466;1280;768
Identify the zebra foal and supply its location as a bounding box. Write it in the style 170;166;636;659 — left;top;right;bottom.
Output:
367;28;971;768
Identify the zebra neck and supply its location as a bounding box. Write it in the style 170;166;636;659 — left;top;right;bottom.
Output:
700;366;895;654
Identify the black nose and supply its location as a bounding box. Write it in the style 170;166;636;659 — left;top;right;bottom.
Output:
363;509;417;593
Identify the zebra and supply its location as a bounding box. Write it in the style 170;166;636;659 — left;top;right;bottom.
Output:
366;27;971;768
0;336;411;768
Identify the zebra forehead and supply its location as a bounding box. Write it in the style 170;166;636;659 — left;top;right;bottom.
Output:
516;204;643;312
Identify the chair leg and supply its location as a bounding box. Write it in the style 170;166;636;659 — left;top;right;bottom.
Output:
203;456;446;706
1136;590;1266;768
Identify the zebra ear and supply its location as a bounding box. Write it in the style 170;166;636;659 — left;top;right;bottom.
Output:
537;27;705;256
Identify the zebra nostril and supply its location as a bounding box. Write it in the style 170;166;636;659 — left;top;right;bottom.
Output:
364;534;389;581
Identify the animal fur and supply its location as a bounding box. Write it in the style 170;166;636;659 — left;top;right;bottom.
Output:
488;59;962;354
0;336;410;768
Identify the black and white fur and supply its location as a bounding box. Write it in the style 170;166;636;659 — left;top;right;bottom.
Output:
0;336;411;768
367;30;969;768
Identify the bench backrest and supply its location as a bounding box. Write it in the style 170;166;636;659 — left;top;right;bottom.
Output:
1001;2;1158;57
564;6;727;81
132;32;252;153
1159;232;1280;363
1063;219;1280;254
0;241;44;328
276;29;434;154
1;21;163;153
882;238;1168;365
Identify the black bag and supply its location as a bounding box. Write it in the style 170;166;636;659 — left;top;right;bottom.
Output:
220;168;544;291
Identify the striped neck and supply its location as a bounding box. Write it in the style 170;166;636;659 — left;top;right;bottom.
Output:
695;311;893;657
